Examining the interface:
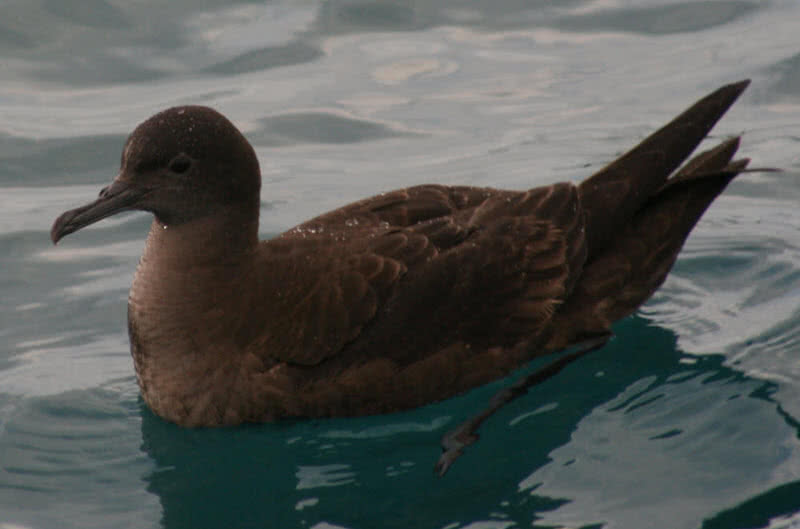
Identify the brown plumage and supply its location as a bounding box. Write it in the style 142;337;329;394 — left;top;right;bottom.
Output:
51;80;751;428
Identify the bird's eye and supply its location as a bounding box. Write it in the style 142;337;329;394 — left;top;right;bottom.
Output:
168;155;192;174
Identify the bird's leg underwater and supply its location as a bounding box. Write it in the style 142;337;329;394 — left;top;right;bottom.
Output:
435;332;611;476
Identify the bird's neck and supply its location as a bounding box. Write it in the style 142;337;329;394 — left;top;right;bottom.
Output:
145;204;260;267
130;204;262;318
127;206;268;425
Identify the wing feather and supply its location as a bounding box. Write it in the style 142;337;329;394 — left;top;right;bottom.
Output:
264;181;588;366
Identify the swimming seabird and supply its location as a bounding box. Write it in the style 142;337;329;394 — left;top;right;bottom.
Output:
51;80;752;433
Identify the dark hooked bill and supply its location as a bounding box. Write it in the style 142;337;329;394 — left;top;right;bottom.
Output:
50;179;147;244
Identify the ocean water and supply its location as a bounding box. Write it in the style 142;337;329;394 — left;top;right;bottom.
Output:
2;1;800;528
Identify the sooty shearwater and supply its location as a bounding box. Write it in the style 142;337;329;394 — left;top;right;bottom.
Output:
52;81;754;453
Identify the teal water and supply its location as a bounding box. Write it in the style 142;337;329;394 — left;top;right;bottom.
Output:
2;1;800;528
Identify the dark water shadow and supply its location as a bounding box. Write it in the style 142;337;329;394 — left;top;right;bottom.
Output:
703;480;800;528
0;133;124;186
248;111;420;147
555;1;757;35
764;52;800;102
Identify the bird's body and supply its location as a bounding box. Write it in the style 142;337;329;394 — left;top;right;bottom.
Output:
52;81;752;427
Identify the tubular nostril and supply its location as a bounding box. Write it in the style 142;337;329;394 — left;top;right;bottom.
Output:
98;186;110;198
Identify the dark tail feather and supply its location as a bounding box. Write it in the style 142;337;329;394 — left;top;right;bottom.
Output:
599;160;748;323
668;136;742;184
584;139;749;324
578;80;750;258
547;137;748;346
